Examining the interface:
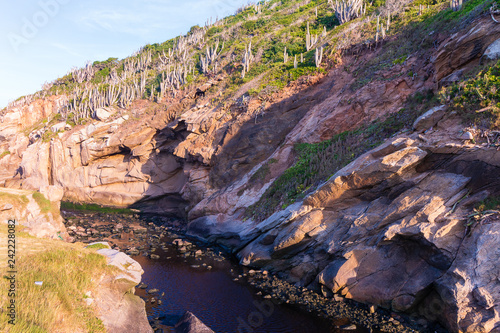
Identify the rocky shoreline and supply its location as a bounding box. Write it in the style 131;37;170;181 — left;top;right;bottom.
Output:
62;208;447;333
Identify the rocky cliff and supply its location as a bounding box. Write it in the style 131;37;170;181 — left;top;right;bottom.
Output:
0;187;68;240
2;4;500;333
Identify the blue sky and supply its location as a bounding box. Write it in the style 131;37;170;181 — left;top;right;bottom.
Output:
0;0;250;108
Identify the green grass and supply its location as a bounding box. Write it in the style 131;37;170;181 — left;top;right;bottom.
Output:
0;192;30;208
86;243;110;250
351;0;497;90
249;158;278;183
247;89;438;221
0;151;10;159
61;201;137;215
0;225;115;332
439;60;500;129
31;192;53;214
476;196;500;212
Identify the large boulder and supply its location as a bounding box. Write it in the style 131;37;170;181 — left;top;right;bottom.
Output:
93;249;152;333
175;311;215;333
412;105;447;131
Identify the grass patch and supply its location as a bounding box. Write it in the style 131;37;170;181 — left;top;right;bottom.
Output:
0;225;116;332
61;201;136;215
31;192;52;214
0;191;30;209
247;89;437;221
250;158;278;182
439;60;500;129
0;151;10;159
351;0;496;90
475;196;500;212
86;243;110;250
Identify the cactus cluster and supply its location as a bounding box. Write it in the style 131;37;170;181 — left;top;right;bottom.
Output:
329;0;366;24
242;41;254;79
201;40;224;74
71;62;95;84
375;12;391;44
306;22;319;51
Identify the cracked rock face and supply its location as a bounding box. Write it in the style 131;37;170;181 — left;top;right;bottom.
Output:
234;134;500;332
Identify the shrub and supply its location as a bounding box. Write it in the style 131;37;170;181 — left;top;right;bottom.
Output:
441;60;500;129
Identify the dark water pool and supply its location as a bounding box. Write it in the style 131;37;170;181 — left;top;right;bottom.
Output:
132;240;369;333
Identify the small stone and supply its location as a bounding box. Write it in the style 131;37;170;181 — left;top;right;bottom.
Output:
1;204;13;211
172;239;184;247
339;324;356;330
334;295;344;302
264;295;272;299
459;131;474;141
369;305;377;313
147;289;159;294
150;254;160;259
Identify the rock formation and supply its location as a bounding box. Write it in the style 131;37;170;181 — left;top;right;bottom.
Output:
1;8;500;333
93;244;153;333
0;187;68;240
175;311;215;333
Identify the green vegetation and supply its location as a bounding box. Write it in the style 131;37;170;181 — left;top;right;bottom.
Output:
248;89;438;221
0;151;10;159
86;243;110;250
0;191;30;209
351;0;497;90
0;224;115;333
440;60;500;129
249;158;278;183
476;196;500;212
61;201;137;215
32;192;53;214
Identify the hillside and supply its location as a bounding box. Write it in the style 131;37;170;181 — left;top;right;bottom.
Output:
2;0;500;332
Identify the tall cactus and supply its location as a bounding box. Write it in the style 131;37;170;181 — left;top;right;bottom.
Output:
306;22;318;51
315;47;323;68
242;41;254;78
283;47;289;64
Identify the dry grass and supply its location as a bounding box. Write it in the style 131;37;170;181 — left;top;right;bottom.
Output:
0;224;117;333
